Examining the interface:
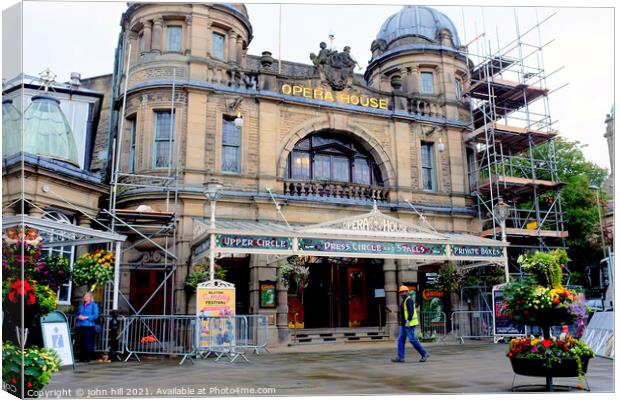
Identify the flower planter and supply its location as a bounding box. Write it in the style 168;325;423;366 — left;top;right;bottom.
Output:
510;356;591;378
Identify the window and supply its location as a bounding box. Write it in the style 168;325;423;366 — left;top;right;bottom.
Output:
212;32;225;59
128;118;136;173
455;78;462;99
41;211;75;305
421;72;434;94
287;133;382;185
421;142;435;191
166;26;182;52
153;110;174;169
222;116;241;173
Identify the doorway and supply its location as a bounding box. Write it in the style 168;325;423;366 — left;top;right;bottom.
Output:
301;258;384;328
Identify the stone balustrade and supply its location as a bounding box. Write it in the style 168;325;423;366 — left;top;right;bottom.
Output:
282;180;389;202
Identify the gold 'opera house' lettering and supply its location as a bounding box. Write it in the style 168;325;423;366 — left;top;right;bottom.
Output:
281;84;388;110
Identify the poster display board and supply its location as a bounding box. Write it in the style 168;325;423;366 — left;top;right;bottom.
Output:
40;311;74;367
492;285;526;339
196;283;236;350
259;281;276;308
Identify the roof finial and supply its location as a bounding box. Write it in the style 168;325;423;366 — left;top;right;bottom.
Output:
39;68;56;92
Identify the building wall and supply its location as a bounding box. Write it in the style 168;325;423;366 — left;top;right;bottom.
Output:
102;3;478;319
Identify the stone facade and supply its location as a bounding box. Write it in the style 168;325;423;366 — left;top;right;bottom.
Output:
90;4;481;340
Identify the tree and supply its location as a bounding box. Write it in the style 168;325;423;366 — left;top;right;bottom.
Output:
533;138;609;288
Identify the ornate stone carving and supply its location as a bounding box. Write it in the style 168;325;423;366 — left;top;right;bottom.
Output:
310;43;358;91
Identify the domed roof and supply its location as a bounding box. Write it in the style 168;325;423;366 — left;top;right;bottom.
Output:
376;6;460;47
22;95;79;166
2;100;22;158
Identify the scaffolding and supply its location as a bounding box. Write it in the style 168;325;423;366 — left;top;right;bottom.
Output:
462;10;567;278
101;37;180;319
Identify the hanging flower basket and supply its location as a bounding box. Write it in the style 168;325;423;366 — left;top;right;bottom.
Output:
72;250;115;292
278;257;310;290
510;356;591;378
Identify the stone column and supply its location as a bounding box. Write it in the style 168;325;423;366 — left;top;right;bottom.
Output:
28;203;44;218
275;266;290;344
235;36;243;64
151;17;163;53
383;259;399;338
228;31;237;62
249;255;260;314
78;214;91;228
142;20;152;52
184;16;193;55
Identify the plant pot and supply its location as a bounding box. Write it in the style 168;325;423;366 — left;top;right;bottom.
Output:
510;356;591;378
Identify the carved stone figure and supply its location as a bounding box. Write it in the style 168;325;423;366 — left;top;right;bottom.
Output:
310;42;335;67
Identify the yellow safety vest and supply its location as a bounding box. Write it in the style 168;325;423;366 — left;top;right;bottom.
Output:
403;298;419;327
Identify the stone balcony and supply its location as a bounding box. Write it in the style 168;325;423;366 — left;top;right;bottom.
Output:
282;179;389;203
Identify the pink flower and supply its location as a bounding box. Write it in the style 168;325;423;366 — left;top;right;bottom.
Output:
531;347;538;353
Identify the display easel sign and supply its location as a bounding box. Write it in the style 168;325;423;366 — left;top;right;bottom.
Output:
41;311;75;368
196;281;236;350
492;284;526;341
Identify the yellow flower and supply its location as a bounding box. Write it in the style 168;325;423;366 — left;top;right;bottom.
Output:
531;339;540;346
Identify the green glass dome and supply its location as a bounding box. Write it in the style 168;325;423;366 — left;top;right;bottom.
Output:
2;99;22;158
22;95;79;166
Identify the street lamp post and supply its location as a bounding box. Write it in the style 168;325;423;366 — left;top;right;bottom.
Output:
494;197;511;283
589;185;607;259
204;178;223;281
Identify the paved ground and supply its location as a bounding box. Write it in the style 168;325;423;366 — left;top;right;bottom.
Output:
44;340;613;398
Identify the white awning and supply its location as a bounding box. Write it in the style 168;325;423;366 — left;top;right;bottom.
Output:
190;205;508;264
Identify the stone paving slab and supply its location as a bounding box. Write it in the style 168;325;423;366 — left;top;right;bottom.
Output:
43;342;613;397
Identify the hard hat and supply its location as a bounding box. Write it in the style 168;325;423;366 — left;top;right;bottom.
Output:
399;285;409;292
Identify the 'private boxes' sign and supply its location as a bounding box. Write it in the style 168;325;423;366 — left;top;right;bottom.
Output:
280;84;388;110
451;245;504;258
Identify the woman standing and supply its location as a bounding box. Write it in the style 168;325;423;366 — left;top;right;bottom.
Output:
76;292;99;362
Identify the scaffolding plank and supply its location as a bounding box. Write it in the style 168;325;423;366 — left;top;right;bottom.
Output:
470;56;517;82
464;123;558;153
476;175;562;200
480;226;568;238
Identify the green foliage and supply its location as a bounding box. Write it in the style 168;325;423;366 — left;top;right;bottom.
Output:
278;257;310;289
32;283;58;314
436;263;505;293
436;263;461;292
2;342;62;393
184;264;227;293
72;250;115;292
517;249;568;289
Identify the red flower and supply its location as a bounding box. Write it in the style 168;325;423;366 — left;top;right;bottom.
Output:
27;382;32;388
542;339;553;349
524;310;529;315
11;378;16;385
507;352;513;357
553;297;560;304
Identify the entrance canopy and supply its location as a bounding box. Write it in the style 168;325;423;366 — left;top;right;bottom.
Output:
3;215;127;309
190;204;507;265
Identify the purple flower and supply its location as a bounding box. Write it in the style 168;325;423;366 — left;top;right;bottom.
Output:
532;347;538;353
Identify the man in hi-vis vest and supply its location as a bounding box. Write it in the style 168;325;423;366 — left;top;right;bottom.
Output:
391;285;429;362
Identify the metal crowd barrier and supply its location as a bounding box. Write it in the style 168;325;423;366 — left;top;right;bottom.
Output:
67;314;126;357
123;315;195;363
451;311;493;343
193;315;249;363
244;315;270;354
420;311;447;342
66;313;270;365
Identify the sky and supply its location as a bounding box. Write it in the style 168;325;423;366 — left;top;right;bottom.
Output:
11;0;615;171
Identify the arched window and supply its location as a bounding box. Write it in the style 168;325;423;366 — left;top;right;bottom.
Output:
285;132;383;186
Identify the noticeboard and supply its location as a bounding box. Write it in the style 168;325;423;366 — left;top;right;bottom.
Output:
492;286;526;337
40;311;75;367
196;284;236;350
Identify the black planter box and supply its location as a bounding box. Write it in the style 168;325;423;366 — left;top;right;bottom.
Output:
510;356;590;378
